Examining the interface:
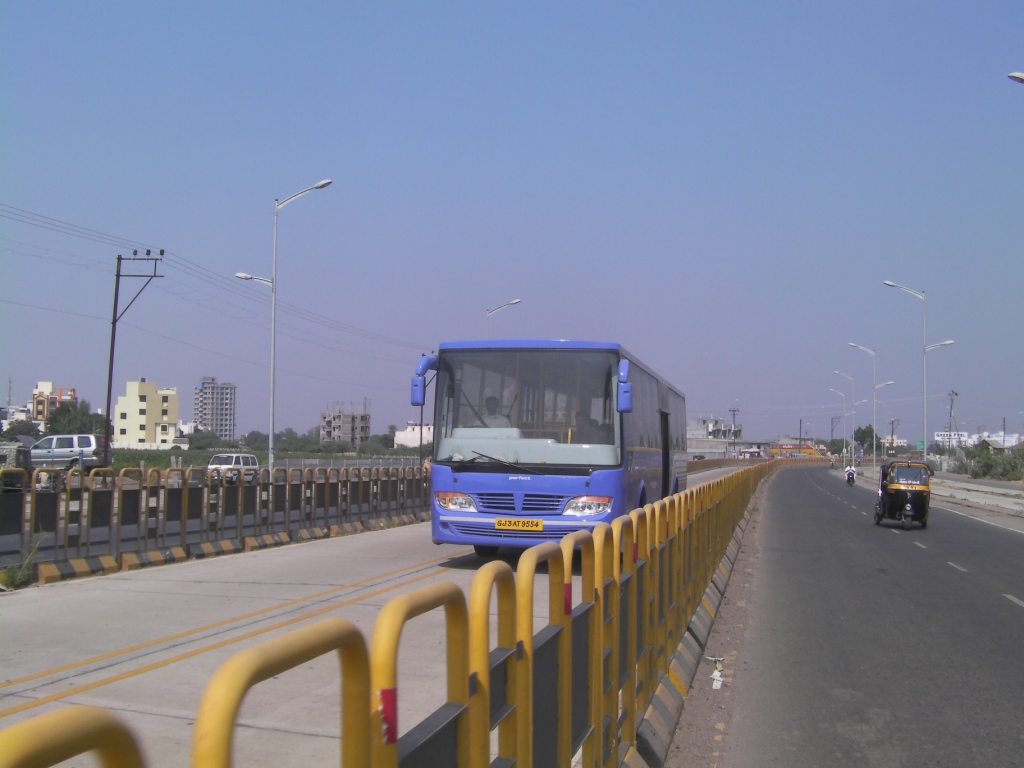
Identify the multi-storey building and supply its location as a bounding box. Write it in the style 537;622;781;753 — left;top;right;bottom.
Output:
320;401;371;447
114;378;179;446
194;377;236;440
32;382;77;421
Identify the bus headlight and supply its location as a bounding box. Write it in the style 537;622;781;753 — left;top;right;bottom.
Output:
563;496;612;516
435;492;478;512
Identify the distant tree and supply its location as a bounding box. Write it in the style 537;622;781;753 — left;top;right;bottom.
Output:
188;428;237;451
305;426;321;441
853;425;878;453
242;430;269;450
45;400;109;437
1;420;41;440
826;438;848;456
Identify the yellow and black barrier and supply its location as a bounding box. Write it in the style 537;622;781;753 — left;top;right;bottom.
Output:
0;462;431;584
0;459;818;768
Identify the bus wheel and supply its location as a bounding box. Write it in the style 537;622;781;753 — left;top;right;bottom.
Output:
474;545;500;558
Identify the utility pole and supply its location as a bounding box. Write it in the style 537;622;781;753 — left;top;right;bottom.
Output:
831;416;841;443
103;250;163;466
729;407;739;457
889;418;900;456
946;390;958;458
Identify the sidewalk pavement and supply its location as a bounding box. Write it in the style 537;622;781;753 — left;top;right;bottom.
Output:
856;464;1024;517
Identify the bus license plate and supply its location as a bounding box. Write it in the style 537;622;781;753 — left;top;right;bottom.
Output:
495;518;543;531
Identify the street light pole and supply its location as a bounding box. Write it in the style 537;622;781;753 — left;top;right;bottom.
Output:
834;371;854;463
238;179;331;480
883;281;954;461
830;388;846;458
485;299;522;338
849;343;878;476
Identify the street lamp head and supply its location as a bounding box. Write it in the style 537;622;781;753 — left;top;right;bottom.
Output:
510;299;522;305
235;272;252;280
882;280;897;287
313;179;333;189
876;380;894;389
849;342;875;355
833;370;853;381
1009;72;1024;84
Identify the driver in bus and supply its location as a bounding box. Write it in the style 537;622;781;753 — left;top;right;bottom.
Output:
482;396;512;427
572;409;599;443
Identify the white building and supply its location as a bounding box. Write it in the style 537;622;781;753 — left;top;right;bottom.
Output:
882;435;908;448
113;378;181;448
966;431;1020;448
393;422;434;448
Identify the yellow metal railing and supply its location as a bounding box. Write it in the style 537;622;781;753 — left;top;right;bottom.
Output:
0;459;816;768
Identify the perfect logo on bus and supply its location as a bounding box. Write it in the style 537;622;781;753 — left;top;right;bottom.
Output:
508;475;531;480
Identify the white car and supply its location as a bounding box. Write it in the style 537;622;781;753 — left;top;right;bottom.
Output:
207;454;260;484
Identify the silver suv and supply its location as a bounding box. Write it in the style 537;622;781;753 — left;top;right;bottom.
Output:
30;434;107;470
207;453;260;484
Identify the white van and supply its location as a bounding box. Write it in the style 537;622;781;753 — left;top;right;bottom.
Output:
207;454;260;484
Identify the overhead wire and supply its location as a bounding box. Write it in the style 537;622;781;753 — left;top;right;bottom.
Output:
0;297;403;391
0;203;429;352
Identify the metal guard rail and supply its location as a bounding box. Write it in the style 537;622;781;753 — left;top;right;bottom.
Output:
0;458;819;768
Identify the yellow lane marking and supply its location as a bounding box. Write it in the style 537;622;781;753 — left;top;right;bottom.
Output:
0;567;448;720
0;549;468;691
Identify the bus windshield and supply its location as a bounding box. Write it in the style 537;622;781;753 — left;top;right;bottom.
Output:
433;348;621;468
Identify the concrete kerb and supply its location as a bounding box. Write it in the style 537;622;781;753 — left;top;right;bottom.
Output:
24;509;431;586
631;487;761;768
188;540;243;560
36;555;119;584
122;546;188;571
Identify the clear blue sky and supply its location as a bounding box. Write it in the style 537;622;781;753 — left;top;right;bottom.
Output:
3;3;1022;444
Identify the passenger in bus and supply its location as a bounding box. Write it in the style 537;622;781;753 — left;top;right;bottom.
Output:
572;410;599;443
482;396;512;427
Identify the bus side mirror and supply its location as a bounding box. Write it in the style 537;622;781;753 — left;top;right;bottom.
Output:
616;359;632;412
617;381;632;412
411;376;426;406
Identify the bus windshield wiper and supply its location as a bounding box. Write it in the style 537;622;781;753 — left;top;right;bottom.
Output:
471;451;547;475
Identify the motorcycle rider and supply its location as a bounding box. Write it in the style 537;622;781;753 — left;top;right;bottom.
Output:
844;464;856;484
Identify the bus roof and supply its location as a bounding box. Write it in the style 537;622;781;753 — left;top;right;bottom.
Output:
439;339;622;351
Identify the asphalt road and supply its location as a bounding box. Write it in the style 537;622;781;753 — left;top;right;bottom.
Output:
717;466;1024;767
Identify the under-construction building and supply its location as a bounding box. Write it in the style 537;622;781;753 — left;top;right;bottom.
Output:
320;400;371;447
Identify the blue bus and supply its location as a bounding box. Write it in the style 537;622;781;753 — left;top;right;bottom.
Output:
411;340;687;556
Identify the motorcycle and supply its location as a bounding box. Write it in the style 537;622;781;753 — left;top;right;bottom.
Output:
846;469;856;486
874;459;931;530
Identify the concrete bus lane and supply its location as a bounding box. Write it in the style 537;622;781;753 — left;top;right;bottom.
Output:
671;465;1024;768
0;526;488;768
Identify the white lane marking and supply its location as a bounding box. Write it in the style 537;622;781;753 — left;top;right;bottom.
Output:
914;542;927;549
890;529;900;534
948;562;968;572
1005;594;1024;609
934;506;1024;536
861;511;867;515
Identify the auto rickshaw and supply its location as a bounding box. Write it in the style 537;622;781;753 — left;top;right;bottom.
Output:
874;458;931;530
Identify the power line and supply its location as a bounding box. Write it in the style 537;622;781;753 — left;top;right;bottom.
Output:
1;203;428;351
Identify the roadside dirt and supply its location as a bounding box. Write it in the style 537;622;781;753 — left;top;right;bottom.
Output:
663;472;773;768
